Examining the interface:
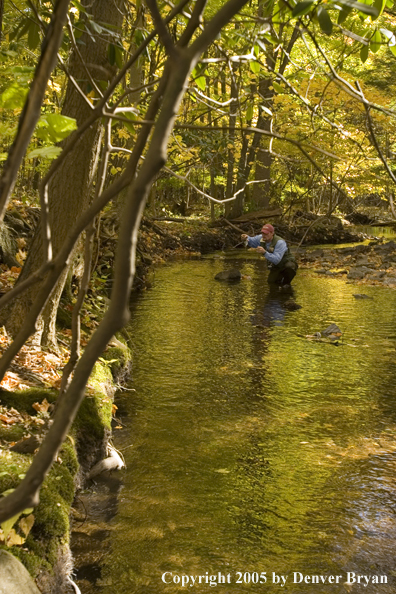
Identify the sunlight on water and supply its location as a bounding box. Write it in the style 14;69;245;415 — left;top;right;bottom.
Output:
74;257;396;593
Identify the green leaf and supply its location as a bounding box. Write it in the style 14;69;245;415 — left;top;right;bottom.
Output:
386;0;393;6
27;146;62;160
108;43;116;65
249;60;261;73
28;22;40;51
292;0;316;17
0;83;28;109
195;76;206;91
317;6;333;34
390;44;396;56
272;81;284;94
71;0;86;11
360;43;369;61
1;514;22;540
336;0;379;17
114;45;123;69
89;20;103;34
337;5;353;23
373;0;386;15
36;114;78;143
370;29;382;52
246;104;254;121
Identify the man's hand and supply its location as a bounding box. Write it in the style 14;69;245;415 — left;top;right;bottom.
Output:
256;246;265;254
241;234;248;240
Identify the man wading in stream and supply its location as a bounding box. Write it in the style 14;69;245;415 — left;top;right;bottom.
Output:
241;224;298;289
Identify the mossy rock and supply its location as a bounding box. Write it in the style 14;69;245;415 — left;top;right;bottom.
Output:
0;388;57;415
0;422;26;443
0;546;51;579
101;345;132;380
73;392;112;441
0;441;79;580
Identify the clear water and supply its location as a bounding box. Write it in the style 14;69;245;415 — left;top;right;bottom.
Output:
74;256;396;593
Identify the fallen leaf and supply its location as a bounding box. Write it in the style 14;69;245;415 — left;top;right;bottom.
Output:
32;399;50;413
19;514;34;537
6;528;25;546
0;414;15;425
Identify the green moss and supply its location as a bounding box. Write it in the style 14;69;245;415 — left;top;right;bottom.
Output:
101;345;132;376
0;388;57;414
0;438;79;578
0;423;25;443
73;361;114;440
59;439;79;477
0;451;30;494
34;483;70;540
74;394;111;440
2;545;51;576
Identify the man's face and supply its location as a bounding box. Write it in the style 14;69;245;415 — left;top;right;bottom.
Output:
261;230;274;242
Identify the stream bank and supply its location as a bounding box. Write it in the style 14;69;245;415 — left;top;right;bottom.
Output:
0;338;132;593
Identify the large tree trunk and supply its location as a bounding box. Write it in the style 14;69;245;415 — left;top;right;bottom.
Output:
4;0;124;347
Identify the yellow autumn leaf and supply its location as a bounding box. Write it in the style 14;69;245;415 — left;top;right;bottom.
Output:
1;513;22;539
6;528;25;546
19;514;35;537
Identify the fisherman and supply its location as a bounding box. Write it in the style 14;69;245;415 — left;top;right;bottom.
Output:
241;223;298;288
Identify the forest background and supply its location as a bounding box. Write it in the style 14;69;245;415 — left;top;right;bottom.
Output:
0;0;396;547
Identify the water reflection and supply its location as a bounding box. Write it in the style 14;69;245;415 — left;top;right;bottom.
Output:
73;258;396;593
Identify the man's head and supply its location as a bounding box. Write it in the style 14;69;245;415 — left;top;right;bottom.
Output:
261;223;275;241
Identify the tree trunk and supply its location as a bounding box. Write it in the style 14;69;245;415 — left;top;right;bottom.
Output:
4;0;124;347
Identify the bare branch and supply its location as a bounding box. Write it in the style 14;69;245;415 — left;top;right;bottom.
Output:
146;0;177;57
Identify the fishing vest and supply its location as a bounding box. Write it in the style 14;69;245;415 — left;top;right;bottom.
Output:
262;234;297;270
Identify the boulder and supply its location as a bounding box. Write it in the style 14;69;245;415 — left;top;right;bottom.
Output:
214;268;242;282
0;550;41;594
347;267;372;280
321;323;342;337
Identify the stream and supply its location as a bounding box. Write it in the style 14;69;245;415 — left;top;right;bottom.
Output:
72;253;396;593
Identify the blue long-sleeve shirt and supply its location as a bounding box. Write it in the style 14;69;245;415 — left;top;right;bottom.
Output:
246;234;288;265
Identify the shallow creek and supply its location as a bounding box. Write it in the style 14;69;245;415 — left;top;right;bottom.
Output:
72;254;396;593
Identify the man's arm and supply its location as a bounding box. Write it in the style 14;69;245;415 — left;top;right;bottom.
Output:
264;239;287;265
241;234;262;248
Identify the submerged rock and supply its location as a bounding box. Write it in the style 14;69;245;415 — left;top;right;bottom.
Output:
353;294;373;299
284;299;302;310
214;268;242;281
321;323;342;337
